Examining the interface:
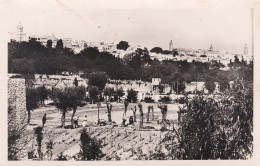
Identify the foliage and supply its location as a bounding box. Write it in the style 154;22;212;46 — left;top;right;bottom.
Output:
8;41;253;93
78;128;104;160
116;41;129;51
115;88;124;101
103;87;115;101
158;96;172;103
157;84;165;94
34;126;43;158
150;47;163;54
26;88;40;124
143;97;154;103
127;89;138;103
36;85;50;105
159;79;253;159
88;86;100;103
88;72;108;91
51;86;86;128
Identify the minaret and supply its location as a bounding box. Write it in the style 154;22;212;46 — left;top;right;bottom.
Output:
209;45;213;52
16;22;25;42
243;44;248;55
169;40;173;51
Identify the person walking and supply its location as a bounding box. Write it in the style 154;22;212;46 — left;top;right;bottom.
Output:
42;114;47;127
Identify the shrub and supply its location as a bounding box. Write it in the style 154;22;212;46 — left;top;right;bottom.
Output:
144;97;154;103
158;96;172;103
159;80;253;159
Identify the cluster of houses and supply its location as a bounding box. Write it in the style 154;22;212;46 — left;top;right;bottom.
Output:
18;74;220;102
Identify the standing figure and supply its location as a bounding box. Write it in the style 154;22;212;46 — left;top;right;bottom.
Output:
73;116;79;128
106;102;113;122
82;115;88;127
129;116;134;125
138;103;143;127
42;114;47;127
131;106;137;122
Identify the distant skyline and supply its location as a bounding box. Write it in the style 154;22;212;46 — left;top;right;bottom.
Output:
3;0;252;54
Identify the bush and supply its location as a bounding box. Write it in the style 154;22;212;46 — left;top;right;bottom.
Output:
159;80;253;159
143;97;154;103
127;89;138;103
158;96;172;103
78;128;104;160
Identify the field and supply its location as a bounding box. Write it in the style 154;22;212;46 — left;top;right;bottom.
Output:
23;102;183;160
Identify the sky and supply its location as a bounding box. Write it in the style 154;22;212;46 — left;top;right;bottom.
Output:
1;0;253;54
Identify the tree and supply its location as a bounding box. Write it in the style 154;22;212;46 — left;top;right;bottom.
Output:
150;47;163;54
88;86;100;103
12;58;35;74
158;104;168;122
47;40;53;49
103;87;115;102
26;88;40;125
106;103;113;122
56;39;63;49
138;103;144;127
158;96;172;103
160;80;253;159
127;89;138;103
116;41;129;51
36;85;50;105
78;128;103;160
157;84;165;94
115;88;124;102
131;106;137;122
88;72;108;91
34;126;43;159
205;80;216;94
51;87;85;128
68;86;86;128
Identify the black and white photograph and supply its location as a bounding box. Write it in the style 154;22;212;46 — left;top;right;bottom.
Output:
1;0;258;163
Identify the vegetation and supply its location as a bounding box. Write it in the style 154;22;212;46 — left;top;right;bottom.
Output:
116;41;129;51
127;89;138;103
78;128;104;160
50;86;86;128
8;40;253;93
159;79;253;159
34;126;43;159
26;88;40;125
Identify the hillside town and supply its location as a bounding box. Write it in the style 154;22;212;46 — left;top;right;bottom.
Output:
8;11;253;161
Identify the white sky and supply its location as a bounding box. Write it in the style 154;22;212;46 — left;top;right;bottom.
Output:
1;0;253;54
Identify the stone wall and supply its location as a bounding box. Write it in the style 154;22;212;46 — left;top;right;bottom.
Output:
8;78;27;124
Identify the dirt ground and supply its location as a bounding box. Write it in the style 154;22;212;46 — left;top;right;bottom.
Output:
23;102;183;160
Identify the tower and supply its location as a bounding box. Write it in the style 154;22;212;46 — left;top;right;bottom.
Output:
209;45;213;52
16;22;25;42
244;44;248;55
169;40;173;51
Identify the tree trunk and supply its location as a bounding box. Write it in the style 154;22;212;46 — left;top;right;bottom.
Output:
133;112;136;122
71;108;76;129
152;107;154;121
108;112;112;122
27;110;31;125
61;111;66;128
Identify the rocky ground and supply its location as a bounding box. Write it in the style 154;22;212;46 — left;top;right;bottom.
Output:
22;102;182;160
